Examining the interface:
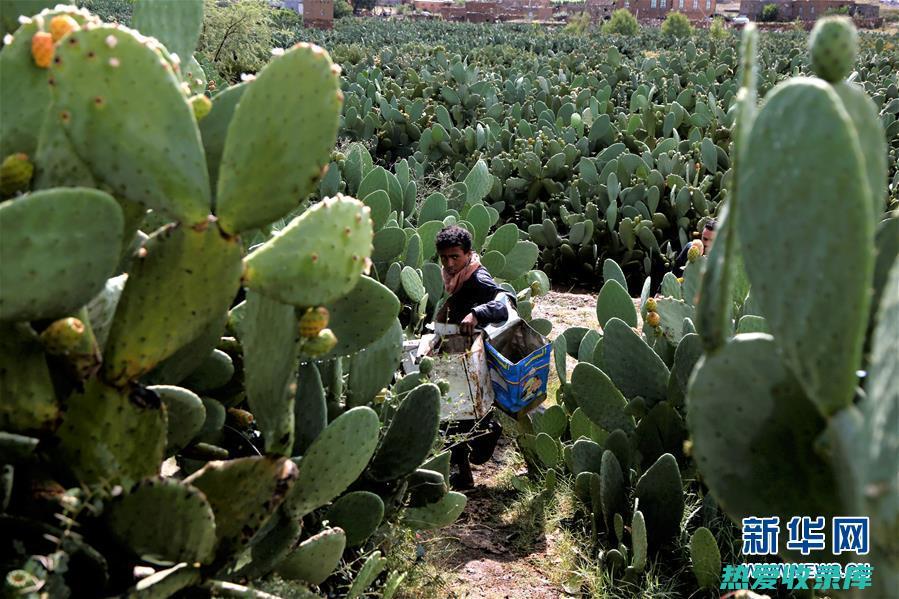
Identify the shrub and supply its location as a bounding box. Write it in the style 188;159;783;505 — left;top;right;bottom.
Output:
709;16;727;40
564;12;591;35
335;0;354;18
760;3;779;21
602;8;639;36
661;11;693;38
197;0;274;83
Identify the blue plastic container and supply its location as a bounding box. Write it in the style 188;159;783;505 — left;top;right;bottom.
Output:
484;322;551;415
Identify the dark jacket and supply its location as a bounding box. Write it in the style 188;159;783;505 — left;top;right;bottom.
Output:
673;244;691;276
443;267;510;325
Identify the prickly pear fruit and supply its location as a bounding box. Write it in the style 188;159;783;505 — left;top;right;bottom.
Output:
40;318;86;355
437;379;451;394
4;570;37;593
809;17;857;83
49;15;79;43
646;312;661;328
419;356;435;376
298;307;330;338
190;94;212;121
302;329;337;357
227;408;254;429
687;240;703;262
0;154;34;198
31;32;54;68
644;297;657;313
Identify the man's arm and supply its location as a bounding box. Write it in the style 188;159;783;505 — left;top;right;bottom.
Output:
468;269;509;325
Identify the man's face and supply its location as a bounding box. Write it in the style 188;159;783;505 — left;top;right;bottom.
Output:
438;246;471;275
701;228;716;254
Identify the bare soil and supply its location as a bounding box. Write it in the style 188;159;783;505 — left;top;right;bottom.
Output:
402;289;612;599
402;438;565;599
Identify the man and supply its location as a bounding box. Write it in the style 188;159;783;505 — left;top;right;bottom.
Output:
433;225;509;489
673;218;717;275
435;225;510;335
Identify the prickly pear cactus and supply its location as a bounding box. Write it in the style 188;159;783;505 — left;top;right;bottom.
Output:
0;3;466;596
688;23;898;593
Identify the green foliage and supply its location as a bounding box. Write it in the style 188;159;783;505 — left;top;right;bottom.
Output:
602;8;639;35
661;11;693;39
709;16;727;40
197;0;274;83
564;13;591;36
335;0;353;19
760;3;779;21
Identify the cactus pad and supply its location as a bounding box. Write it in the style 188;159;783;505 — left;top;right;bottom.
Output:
346;319;403;408
55;377;166;487
369;384;441;481
242;291;298;455
103;224;242;385
277;527;346;585
148;385;205;454
199;81;247;193
631;510;647;572
687;334;848;558
215;43;342;233
809;17;857;83
1;7;99;157
599;450;626;528
0;188;123;322
131;0;203;63
50;26;210;224
602;318;670;404
184;456;298;565
860;257;899;558
145;312;228;387
293;362;327;455
326;491;385;547
285;406;380;518
596;279;637;329
738;78;873;415
404;491;467;530
634;453;683;552
689;526;721;589
570;362;635;434
244;195;373;307
104;477;216;564
317;276;401;359
0;323;58;435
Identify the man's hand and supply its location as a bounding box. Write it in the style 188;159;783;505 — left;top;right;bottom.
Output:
460;313;479;335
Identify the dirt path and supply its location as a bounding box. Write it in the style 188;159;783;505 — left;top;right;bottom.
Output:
402;290;605;599
408;438;564;599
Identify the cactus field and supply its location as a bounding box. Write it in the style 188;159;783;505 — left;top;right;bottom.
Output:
0;1;897;598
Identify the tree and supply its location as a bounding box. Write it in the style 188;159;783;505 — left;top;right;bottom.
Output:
334;0;353;18
709;16;727;40
661;11;693;38
564;12;592;35
197;0;274;83
760;3;779;21
602;8;639;35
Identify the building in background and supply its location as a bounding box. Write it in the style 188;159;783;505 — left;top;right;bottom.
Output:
738;0;880;20
616;0;718;20
304;0;334;27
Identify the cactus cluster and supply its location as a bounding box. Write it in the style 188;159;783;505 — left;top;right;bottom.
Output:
507;22;895;594
687;20;898;594
0;2;465;597
308;20;898;290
